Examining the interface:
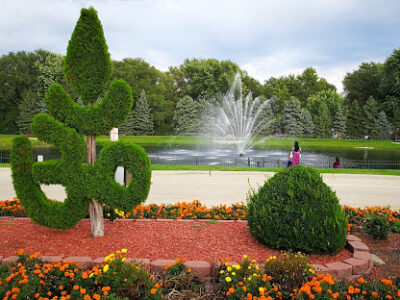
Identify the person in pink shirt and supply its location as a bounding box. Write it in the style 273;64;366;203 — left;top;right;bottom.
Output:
333;157;340;168
291;141;302;166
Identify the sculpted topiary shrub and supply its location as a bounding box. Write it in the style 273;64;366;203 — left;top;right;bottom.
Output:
247;166;347;254
10;8;151;237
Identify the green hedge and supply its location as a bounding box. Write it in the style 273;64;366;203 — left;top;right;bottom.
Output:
10;7;151;230
247;166;347;254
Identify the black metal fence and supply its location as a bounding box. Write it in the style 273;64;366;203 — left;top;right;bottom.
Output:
0;151;399;169
148;155;400;169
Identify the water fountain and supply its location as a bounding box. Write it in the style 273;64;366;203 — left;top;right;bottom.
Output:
210;73;270;155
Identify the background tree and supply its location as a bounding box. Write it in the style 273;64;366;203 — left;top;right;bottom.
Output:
112;58;175;133
345;100;364;139
169;58;240;100
343;62;383;106
0;51;43;133
121;89;154;135
299;108;315;137
173;95;201;135
377;111;392;140
363;96;379;138
281;97;302;136
332;105;347;138
16;89;42;134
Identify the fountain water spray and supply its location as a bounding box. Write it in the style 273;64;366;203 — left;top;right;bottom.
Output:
211;73;270;155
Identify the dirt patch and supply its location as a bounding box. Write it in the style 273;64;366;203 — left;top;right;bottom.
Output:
353;231;400;280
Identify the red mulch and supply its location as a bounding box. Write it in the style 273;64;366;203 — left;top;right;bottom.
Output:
0;218;351;264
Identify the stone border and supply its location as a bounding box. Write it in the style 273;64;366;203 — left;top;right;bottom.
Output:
0;234;371;281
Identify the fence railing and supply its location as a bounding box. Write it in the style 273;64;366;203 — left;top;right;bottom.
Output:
0;151;399;169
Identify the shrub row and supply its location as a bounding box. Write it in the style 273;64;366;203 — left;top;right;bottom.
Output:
1;251;399;300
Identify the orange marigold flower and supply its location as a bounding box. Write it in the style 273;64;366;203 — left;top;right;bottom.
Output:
372;291;378;298
385;296;392;299
15;249;24;255
150;288;158;294
93;294;101;300
83;295;91;300
73;285;79;290
80;288;86;295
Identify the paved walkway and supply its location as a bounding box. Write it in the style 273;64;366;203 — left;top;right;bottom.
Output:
1;168;399;209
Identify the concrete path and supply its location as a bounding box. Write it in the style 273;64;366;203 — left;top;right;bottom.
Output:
1;168;399;209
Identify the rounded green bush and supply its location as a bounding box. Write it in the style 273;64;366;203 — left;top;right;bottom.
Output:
247;166;347;254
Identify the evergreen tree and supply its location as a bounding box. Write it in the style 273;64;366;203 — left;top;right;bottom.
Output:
377;111;392;139
132;90;154;135
345;100;364;138
299;108;314;137
119;109;135;135
363;96;379;138
332;105;347;138
307;99;331;137
16;89;41;134
281;97;302;136
173;95;201;135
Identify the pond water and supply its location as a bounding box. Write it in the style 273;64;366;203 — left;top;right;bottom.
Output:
146;146;400;169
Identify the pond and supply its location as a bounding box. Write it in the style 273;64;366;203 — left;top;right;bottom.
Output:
146;146;400;169
1;145;399;169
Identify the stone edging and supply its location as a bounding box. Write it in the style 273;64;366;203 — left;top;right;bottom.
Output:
0;235;371;281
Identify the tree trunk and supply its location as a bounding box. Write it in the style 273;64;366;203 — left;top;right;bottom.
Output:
86;135;104;237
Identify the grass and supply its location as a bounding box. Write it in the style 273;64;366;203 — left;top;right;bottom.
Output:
1;134;399;151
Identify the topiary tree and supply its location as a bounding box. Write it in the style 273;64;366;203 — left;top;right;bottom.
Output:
247;166;347;254
10;7;151;237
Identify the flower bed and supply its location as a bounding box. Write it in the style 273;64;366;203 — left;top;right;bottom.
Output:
1;250;399;300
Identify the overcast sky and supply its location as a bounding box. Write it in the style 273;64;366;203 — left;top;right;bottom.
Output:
1;0;400;92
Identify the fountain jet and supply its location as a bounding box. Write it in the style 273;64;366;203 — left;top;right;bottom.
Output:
211;73;270;154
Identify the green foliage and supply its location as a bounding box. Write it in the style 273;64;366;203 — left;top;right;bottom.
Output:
332;105;346;138
345;100;364;139
120;90;154;135
97;252;158;299
262;68;336;105
0;51;44;133
247;166;347;254
392;220;400;233
64;8;112;105
112;58;175;134
0;250;161;299
173;95;202;135
307;99;331;137
364;213;391;240
299;108;314;137
10;8;151;230
264;252;313;295
343;62;383;106
363;96;379;138
377;111;392;139
16;89;44;134
169;58;240;100
219;257;280;299
281;97;302;136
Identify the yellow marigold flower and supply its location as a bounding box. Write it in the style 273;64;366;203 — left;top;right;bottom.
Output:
220;270;225;274
247;276;252;281
103;264;109;273
225;277;232;282
243;255;248;259
232;272;236;276
121;257;126;262
121;248;127;254
227;266;232;272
